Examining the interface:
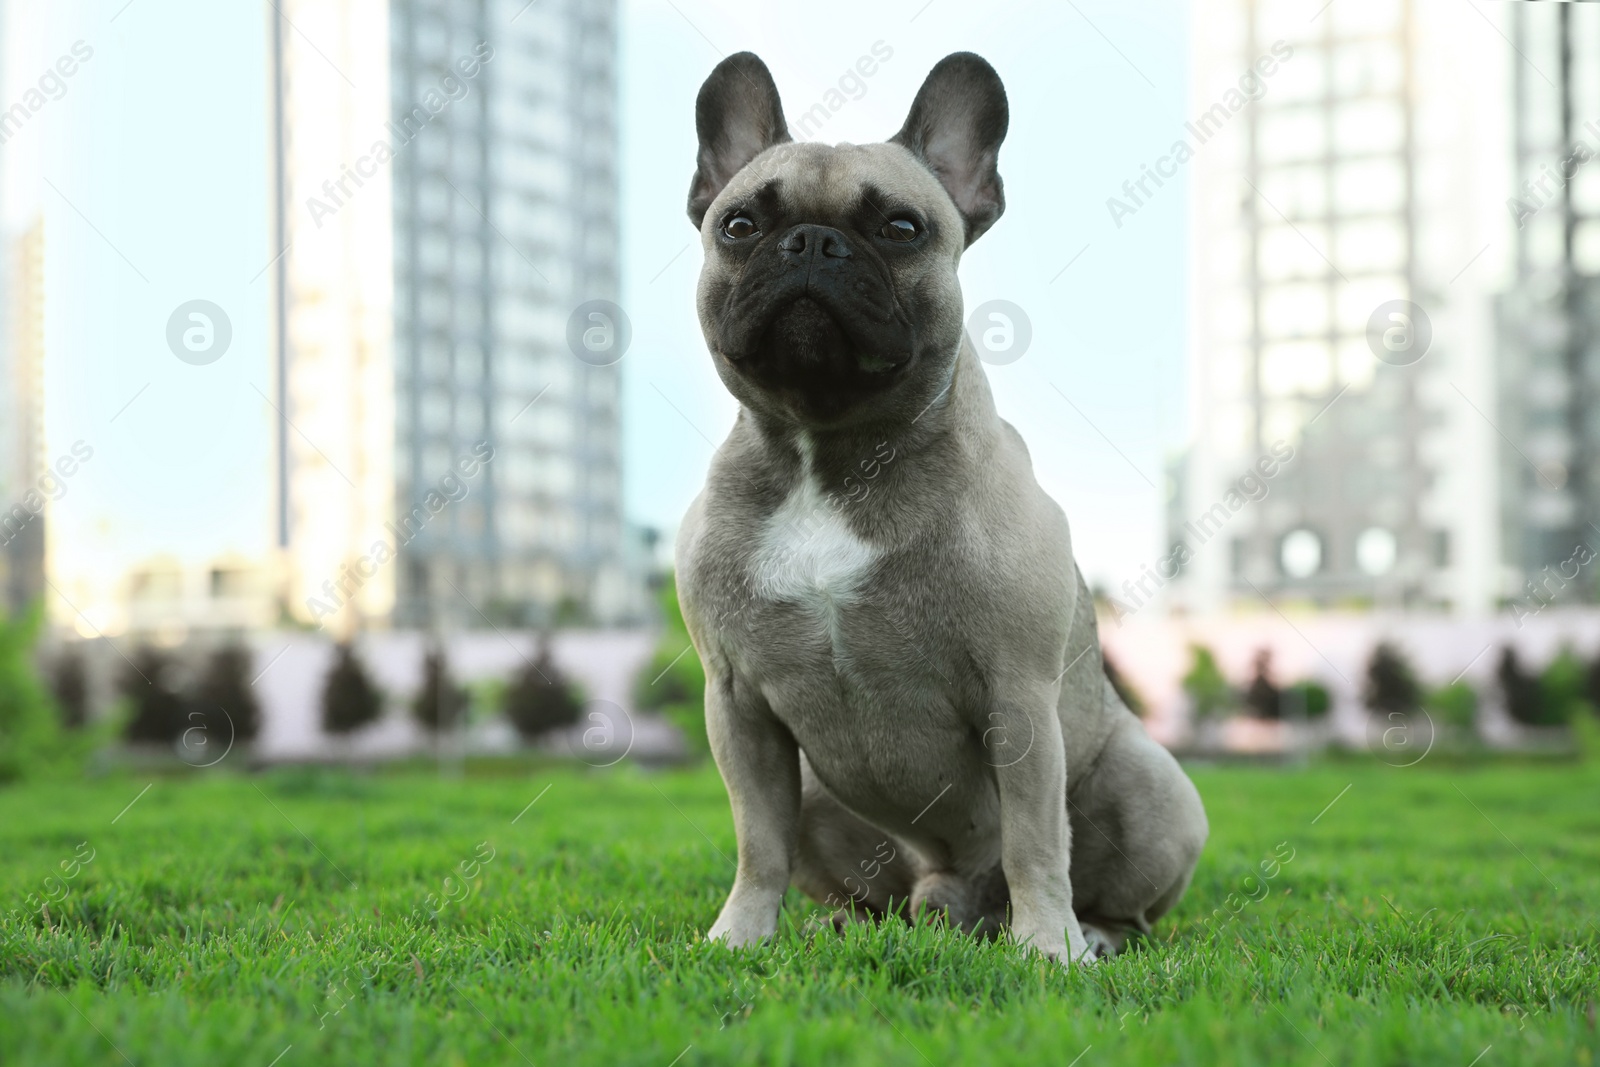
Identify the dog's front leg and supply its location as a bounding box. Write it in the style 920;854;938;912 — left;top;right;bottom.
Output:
992;688;1091;964
704;672;801;947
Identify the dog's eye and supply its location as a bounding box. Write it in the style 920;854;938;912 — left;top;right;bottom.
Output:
880;218;919;242
723;215;759;239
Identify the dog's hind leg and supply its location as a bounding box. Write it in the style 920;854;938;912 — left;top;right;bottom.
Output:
792;753;915;923
1066;681;1208;955
909;865;1010;940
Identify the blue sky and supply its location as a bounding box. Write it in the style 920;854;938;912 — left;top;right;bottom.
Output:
10;0;1187;595
9;0;273;588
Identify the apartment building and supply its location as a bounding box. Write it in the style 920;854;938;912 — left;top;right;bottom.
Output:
1169;0;1506;613
387;0;629;629
273;0;636;634
1496;2;1600;604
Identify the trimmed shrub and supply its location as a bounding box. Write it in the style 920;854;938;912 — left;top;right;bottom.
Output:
1181;644;1232;721
633;574;708;754
321;643;383;737
50;645;91;730
1426;680;1478;732
1364;641;1422;716
121;646;187;744
1244;649;1282;720
192;644;261;745
1586;651;1600;714
634;576;703;708
1539;646;1590;726
1282;680;1331;718
413;645;466;734
504;637;582;741
1574;707;1600;763
0;605;63;782
1497;646;1550;726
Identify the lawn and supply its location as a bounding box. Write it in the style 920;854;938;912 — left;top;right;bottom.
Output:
1;758;1597;1066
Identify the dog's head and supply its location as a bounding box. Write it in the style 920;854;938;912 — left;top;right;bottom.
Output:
688;52;1008;428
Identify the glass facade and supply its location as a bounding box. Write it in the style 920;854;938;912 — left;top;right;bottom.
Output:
389;0;626;628
1173;0;1501;612
1497;3;1600;601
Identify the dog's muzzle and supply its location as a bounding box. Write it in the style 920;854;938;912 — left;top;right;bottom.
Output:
716;223;914;373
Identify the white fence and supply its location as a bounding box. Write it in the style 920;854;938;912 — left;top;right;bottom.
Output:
63;628;666;764
56;610;1598;762
1099;608;1600;747
247;629;661;761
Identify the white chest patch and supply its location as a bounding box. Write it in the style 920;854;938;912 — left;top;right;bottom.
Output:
749;439;879;608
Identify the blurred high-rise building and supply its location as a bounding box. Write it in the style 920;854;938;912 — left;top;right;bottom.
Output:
273;0;636;634
388;0;628;629
0;0;42;617
1;217;46;615
1168;0;1506;614
273;0;398;637
1496;3;1600;603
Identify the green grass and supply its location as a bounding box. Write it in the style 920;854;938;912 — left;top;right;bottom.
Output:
2;758;1597;1066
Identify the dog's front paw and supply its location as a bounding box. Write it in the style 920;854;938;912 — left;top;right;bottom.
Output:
1011;921;1096;967
706;908;776;948
706;929;764;947
1018;940;1098;968
707;881;786;947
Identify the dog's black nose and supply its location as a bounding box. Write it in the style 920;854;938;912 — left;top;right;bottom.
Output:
778;224;854;261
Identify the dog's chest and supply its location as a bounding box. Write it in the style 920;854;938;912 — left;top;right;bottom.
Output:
749;473;878;610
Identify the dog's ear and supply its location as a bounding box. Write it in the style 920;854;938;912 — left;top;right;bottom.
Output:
688;52;791;229
890;52;1009;246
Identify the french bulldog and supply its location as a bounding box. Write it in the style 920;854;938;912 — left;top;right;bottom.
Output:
674;50;1207;962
